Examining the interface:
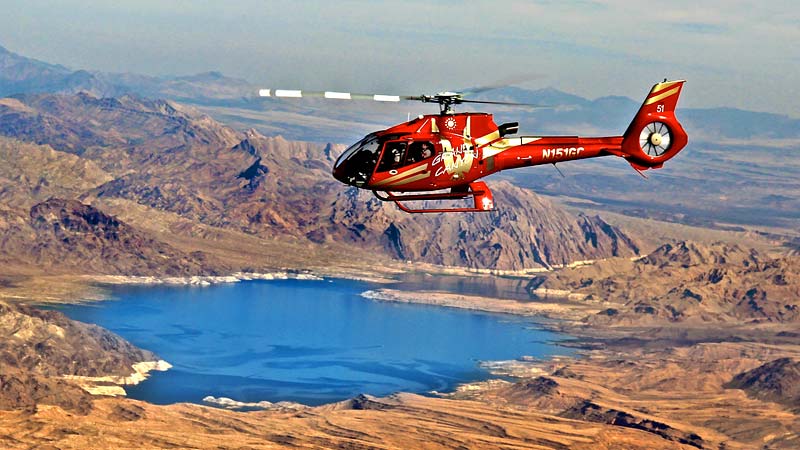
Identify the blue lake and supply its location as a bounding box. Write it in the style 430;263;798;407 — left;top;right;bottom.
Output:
57;278;570;406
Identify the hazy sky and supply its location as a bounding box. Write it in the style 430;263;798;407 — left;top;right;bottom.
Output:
1;0;798;115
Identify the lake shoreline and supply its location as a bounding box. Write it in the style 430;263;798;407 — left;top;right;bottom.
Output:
3;262;621;409
360;288;599;324
88;271;324;287
63;360;173;397
55;275;572;409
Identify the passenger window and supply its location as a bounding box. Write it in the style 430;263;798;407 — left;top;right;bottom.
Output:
377;141;407;172
408;141;434;163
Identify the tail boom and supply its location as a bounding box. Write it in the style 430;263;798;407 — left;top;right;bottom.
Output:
476;80;688;173
620;80;688;170
490;136;623;172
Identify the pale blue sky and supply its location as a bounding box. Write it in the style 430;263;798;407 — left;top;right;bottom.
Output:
1;0;798;115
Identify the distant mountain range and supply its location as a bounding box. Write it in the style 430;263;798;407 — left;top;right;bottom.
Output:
0;44;253;104
3;44;799;142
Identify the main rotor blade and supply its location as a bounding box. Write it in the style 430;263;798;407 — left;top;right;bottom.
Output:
259;89;421;103
258;88;548;109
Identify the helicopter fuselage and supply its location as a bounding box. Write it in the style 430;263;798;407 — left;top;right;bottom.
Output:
333;113;668;191
330;80;687;213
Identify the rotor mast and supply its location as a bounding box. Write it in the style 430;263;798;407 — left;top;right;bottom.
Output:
420;92;462;114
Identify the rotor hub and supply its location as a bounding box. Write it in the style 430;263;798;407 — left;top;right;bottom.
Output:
422;93;463;114
649;132;663;146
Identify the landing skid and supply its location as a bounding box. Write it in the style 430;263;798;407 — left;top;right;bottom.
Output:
373;181;494;213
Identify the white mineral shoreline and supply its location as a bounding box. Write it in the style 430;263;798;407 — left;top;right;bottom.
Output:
64;359;173;397
202;395;306;411
360;288;600;322
86;271;324;286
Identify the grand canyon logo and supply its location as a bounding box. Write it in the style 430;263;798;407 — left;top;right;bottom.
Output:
433;139;476;179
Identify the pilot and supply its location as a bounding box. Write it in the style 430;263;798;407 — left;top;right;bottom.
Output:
390;146;403;165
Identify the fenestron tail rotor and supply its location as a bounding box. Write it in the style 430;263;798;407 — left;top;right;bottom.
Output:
639;121;672;157
258;88;546;114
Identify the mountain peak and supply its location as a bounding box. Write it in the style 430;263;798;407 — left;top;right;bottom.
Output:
641;240;759;268
725;358;800;411
319;180;640;270
533;86;567;95
26;198;222;276
175;71;226;82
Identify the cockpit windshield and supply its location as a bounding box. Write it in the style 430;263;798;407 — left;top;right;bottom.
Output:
333;133;382;186
335;133;377;169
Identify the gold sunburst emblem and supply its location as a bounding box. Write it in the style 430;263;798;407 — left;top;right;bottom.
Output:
444;117;457;130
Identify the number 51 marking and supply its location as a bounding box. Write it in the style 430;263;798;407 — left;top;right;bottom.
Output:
656;104;665;113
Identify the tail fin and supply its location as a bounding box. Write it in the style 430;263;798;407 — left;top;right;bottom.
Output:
621;80;688;170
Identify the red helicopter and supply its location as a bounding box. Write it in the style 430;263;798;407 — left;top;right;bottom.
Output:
259;80;687;213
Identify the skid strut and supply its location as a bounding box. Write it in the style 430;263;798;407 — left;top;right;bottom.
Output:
373;181;494;213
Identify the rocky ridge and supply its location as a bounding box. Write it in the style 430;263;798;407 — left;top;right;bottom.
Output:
0;300;161;414
317;181;640;270
725;358;800;411
532;240;800;324
0;198;218;276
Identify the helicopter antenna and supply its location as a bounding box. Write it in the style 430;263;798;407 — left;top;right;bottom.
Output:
552;163;566;178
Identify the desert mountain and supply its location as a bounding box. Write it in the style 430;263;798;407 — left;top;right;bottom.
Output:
479;375;706;448
534;241;800;323
0;198;219;276
0;135;111;208
725;358;800;411
0;299;157;413
315;181;639;269
29;199;220;275
0;91;640;271
0;135;219;275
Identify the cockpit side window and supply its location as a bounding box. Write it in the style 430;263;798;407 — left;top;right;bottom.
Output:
377;141;408;172
407;141;435;163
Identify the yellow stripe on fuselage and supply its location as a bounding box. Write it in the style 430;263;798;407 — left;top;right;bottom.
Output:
386;172;430;187
474;130;500;146
371;163;428;187
481;137;541;159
